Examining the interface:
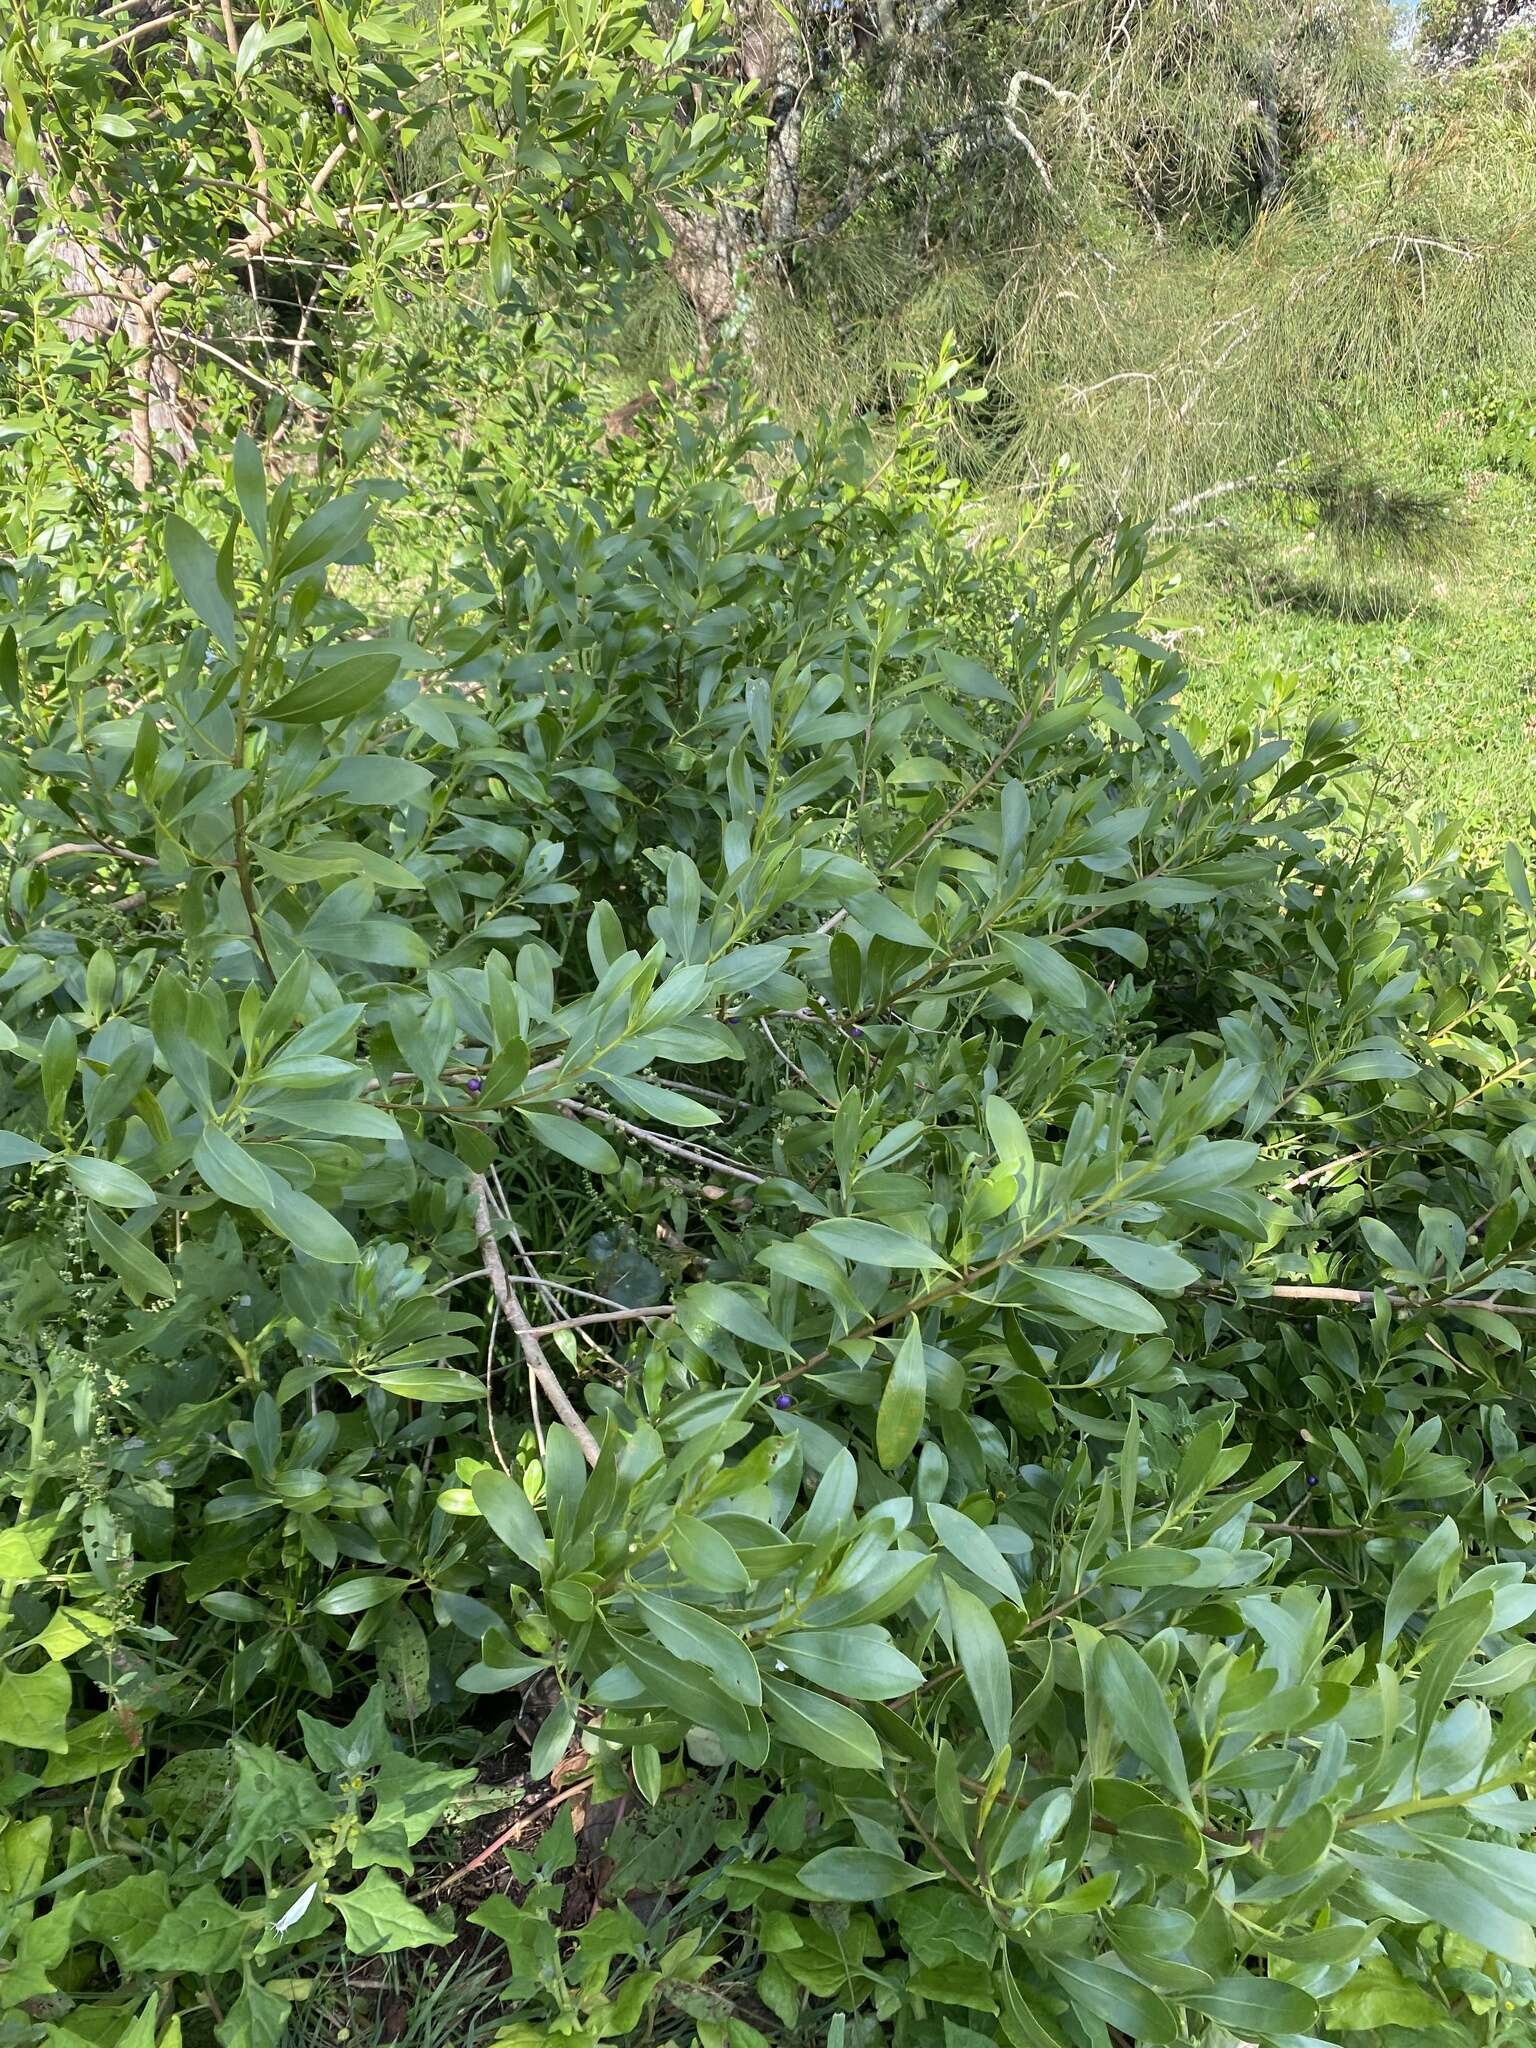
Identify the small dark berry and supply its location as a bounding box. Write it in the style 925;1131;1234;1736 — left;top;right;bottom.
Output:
774;1392;793;1410
1306;1474;1317;1486
850;1024;864;1037
466;1077;483;1096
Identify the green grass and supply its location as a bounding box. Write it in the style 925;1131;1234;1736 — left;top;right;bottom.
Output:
1154;462;1536;853
446;327;1536;853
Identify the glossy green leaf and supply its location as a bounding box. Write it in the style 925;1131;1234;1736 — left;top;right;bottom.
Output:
1382;1515;1460;1651
762;1678;883;1771
809;1218;950;1270
1354;1857;1536;1966
678;1281;791;1355
471;1469;548;1571
929;1504;1022;1607
1093;1636;1190;1807
0;1130;51;1169
232;430;268;549
799;1848;938;1900
876;1316;928;1470
945;1578;1011;1757
668;1513;751;1592
630;1592;761;1706
774;1627;923;1699
62;1154;155;1209
1024;1265;1165;1334
518;1110;621;1174
259;1176;360;1265
1186;1978;1318;2036
370;1367;485;1400
165;514;238;655
264;649;402;725
85;1203;176;1299
1045;1956;1176;2042
312;1575;404;1615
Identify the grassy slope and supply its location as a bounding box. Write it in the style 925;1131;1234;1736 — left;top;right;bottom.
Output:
1155;460;1536;854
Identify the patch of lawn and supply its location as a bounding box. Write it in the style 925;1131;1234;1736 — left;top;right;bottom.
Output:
1154;464;1536;852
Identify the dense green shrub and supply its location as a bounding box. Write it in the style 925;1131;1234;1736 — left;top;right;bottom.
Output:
2;352;1536;2048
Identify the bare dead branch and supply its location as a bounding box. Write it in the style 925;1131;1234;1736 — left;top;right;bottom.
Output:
470;1175;601;1467
557;1099;766;1185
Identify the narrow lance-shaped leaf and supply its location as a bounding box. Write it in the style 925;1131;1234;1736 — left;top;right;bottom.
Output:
1092;1634;1191;1808
945;1577;1012;1758
877;1316;927;1470
165;514;239;655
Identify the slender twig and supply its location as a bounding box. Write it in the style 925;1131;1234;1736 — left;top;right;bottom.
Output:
558;1100;766;1185
518;1276;654;1313
216;0;271;234
228;638;276;988
1259;1521;1371;1539
1153;476;1268;531
140;134;354;331
498;1184;621;1371
470;1176;600;1467
483;1298;512;1476
760;1017;818;1098
521;1306;674;1340
1000;72;1054;190
1224;1282;1536;1320
1285;1054;1534;1190
491;1164;554;1444
158;325;308;400
765;1242;1019;1392
290;294;315;378
896;1786;984;1897
30;838;153;868
79;11;181;57
528;1370;545;1458
425;1777;591;1896
901;1579;1098;1705
902;689;1052;864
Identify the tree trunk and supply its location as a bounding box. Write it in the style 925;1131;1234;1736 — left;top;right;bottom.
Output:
11;154;195;491
660;0;808;343
660;200;754;351
750;0;809;252
53;237;194;492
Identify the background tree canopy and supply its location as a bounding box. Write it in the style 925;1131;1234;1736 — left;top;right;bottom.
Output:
630;0;1536;543
1;4;1535;2048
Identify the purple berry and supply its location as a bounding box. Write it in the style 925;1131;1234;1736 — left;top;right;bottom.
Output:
466;1077;483;1096
774;1392;793;1410
1306;1474;1317;1487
